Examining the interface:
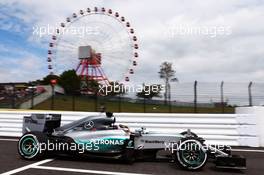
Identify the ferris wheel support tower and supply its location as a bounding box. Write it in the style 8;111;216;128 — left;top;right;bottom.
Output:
76;46;109;94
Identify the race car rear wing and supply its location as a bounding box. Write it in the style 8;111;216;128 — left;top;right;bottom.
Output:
22;114;61;134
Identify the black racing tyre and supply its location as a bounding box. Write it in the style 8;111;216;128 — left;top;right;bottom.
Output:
180;131;198;138
18;132;48;160
175;137;208;170
122;149;135;164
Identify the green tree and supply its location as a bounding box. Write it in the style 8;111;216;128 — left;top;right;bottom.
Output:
59;70;80;95
158;62;178;104
84;79;100;95
41;74;60;85
136;84;162;99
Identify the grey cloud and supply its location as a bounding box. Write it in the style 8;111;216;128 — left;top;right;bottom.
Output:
0;0;264;84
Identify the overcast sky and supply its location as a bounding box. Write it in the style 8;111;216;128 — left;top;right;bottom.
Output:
0;0;264;85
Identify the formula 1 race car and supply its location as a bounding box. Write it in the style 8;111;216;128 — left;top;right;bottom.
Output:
18;112;246;171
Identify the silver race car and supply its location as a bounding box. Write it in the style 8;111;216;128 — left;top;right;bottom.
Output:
18;112;246;171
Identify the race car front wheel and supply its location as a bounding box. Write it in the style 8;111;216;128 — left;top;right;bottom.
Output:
18;132;47;160
175;138;208;170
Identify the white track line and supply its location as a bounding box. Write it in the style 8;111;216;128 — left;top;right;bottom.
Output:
0;138;18;142
232;149;264;153
1;159;54;175
33;166;151;175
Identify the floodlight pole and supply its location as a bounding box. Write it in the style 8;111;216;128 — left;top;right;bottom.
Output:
50;79;57;110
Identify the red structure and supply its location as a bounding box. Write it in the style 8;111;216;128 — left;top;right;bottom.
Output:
76;46;109;94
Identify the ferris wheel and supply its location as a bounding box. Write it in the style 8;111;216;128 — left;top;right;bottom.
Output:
47;7;139;93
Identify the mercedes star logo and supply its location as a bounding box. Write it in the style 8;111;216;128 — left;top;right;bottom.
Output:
84;121;94;129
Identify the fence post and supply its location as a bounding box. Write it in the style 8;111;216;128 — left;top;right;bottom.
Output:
72;95;75;111
220;81;224;113
168;83;172;113
11;83;16;109
194;80;197;113
118;94;121;112
169;100;172;113
51;85;55;110
94;94;98;112
30;88;34;109
248;81;253;106
143;97;146;113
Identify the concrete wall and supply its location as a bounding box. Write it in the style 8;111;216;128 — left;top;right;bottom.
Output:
0;110;259;147
236;106;264;147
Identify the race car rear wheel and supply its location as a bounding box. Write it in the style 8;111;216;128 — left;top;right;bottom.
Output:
175;137;208;170
18;132;47;160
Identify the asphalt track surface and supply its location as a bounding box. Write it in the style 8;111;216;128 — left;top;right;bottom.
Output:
1;138;264;175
